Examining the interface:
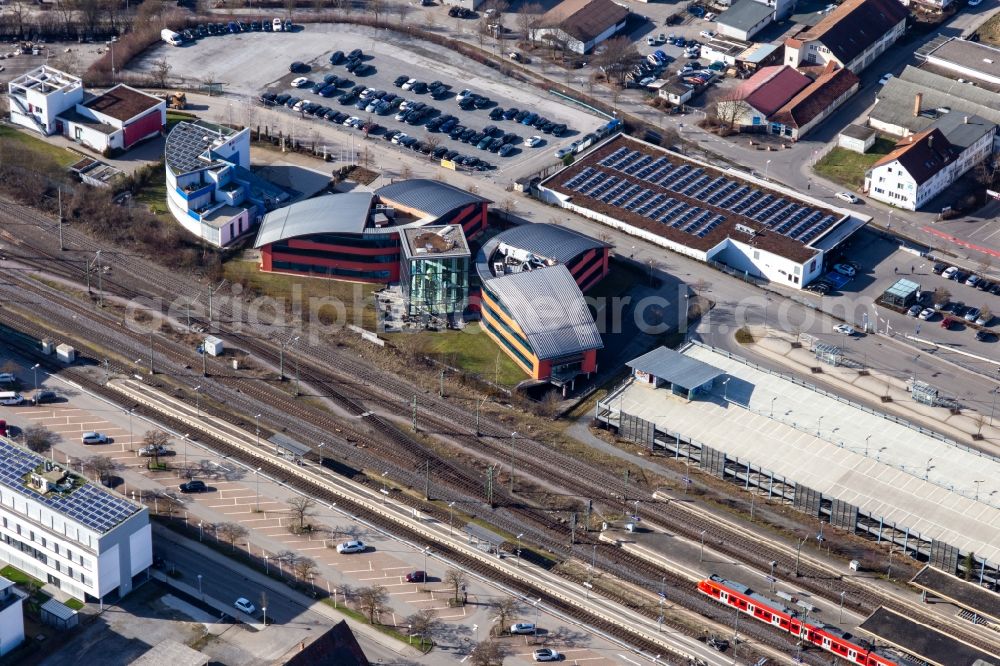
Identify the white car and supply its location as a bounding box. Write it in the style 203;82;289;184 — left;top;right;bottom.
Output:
273;18;283;31
81;431;109;445
291;76;309;88
0;393;23;406
699;30;716;39
833;263;856;277
336;539;366;554
835;192;859;203
835;324;856;336
401;78;417;90
878;73;893;86
391;132;408;144
533;648;562;662
0;373;16;384
292;99;307;112
704;11;717;20
510;622;536;635
918;308;935;320
646;36;657;46
234;597;256;615
525;135;542;147
555;147;572;159
942;266;959;280
456;88;473;102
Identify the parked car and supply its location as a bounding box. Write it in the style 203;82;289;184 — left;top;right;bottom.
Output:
291;76;309;88
405;570;427;582
966;274;982;287
965;307;982;322
139;444;168;457
976;330;996;341
289;61;308;73
336;540;366;554
977;312;992;326
699;30;716;39
82;431;109;445
878;73;893;86
524;135;542;147
833;263;856;277
932;262;947;274
0;373;16;384
918;308;935;320
533;648;562;662
511;622;536;635
272;17;283;31
978;279;994;291
834;324;855;336
234;597;256;615
835;192;859;203
941;317;957;329
180;479;207;493
942;266;959;280
907;304;922;317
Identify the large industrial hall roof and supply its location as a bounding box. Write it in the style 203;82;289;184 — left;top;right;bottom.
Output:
254;193;375;247
541;134;856;263
475;223;609;280
484;265;603;360
614;343;1000;564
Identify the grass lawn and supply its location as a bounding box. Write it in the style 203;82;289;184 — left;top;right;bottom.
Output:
387;323;527;386
167;110;197;130
813;137;896;189
977;13;1000;45
223;260;379;329
0;565;42;588
134;161;169;215
0;125;80;168
64;597;85;610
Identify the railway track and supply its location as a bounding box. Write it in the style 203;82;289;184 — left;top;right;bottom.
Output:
2;201;995;659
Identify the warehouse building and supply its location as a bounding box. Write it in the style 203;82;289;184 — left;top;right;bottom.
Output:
475;224;609;387
597;342;1000;586
165;119;289;247
923;37;1000;86
538;134;868;289
0;439;151;603
255;180;488;283
783;0;907;74
531;0;630;54
7;65;165;154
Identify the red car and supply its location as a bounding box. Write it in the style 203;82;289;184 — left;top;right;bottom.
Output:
404;570;426;583
941;317;956;329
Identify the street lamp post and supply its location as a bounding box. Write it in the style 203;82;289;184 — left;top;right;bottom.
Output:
516;533;523;567
193;385;202;417
31;363;39;391
817;415;824;436
769;560;777;592
795;537;806;576
448;501;456;537
255;467;262;512
197;574;203;599
764;159;772;180
254;413;262;450
839;591;846;623
865;434;872;456
991;387;999;426
509;432;517;494
198;521;203;541
770;396;776;418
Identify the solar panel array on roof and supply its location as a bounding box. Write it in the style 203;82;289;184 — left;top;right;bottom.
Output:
565;145;845;246
0;439;139;534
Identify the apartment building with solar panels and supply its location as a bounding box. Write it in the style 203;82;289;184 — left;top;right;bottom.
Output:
0;439;151;602
539;134;870;288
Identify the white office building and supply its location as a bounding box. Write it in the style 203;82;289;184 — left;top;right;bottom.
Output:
7;66;84;136
0;439;150;602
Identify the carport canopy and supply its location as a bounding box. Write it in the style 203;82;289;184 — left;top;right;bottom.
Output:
627;346;724;393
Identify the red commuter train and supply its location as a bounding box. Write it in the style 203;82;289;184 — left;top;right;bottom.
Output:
698;575;899;666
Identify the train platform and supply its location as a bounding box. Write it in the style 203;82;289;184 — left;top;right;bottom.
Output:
910;566;1000;625
858;607;1000;666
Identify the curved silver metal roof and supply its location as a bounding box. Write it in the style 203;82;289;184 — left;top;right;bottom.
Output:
254;193;375;247
375;179;490;218
483;265;602;360
475;223;610;281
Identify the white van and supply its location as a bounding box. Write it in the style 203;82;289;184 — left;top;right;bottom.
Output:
0;391;23;406
161;29;183;46
273;18;284;31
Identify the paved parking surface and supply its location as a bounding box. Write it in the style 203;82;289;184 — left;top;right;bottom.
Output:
0;369;622;663
128;23;606;180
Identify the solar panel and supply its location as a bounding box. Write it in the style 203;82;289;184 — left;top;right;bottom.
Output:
599;147;629;167
684;210;713;233
753;198;786;222
785;210;824;238
657;165;689;187
697;214;726;237
578;172;607;195
719;186;750;209
691;177;728;201
624;155;653;175
682;176;712;197
614;151;642;171
744;194;776;218
565;167;596;190
793;214;837;242
0;440;138;534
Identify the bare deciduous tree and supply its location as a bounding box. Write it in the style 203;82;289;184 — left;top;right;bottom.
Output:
24;424;60;454
595;37;642;87
142;429;170;467
444;569;467;603
490;596;520;635
80;455;119;485
357;584;389;624
516;2;543;44
469;640;504;666
287;496;315;532
291;555;317;586
152;58;172;88
714;91;753;131
406;609;441;650
217;521;249;550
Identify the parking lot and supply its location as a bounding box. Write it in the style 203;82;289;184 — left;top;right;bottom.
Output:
129;23;606;179
0;365;625;663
